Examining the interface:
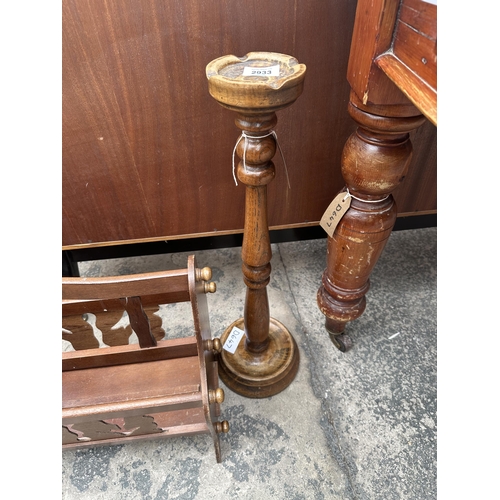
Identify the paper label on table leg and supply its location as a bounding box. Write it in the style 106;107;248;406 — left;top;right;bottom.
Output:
223;326;245;354
320;191;351;237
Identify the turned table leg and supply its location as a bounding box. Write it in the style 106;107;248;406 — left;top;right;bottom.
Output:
317;99;426;351
206;52;306;397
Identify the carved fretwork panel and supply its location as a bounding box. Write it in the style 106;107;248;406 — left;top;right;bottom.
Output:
62;306;166;351
105;415;163;436
62;415;164;444
63;420;122;443
62;425;80;444
62;314;99;350
144;306;165;342
96;310;133;346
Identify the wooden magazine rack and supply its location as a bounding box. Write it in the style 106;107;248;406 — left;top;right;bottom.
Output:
62;255;229;463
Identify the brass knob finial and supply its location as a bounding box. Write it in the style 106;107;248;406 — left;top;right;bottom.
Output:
196;266;212;282
214;420;230;434
212;337;222;353
204;337;222;353
209;387;225;405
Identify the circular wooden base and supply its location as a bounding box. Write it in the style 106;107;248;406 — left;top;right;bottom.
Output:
218;317;300;398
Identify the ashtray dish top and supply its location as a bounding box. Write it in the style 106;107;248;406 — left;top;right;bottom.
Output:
206;52;306;113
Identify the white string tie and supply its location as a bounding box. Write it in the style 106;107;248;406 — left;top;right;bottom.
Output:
232;130;291;189
345;187;390;203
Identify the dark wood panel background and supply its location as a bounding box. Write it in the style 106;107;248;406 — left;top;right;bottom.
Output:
62;0;437;249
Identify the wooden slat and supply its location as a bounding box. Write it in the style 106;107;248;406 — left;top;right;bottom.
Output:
62;422;209;450
62;269;189;301
62;337;198;371
152;407;206;429
63;391;203;424
392;0;437;90
399;0;437;40
62;290;190;315
187;255;223;461
376;53;437;125
125;296;156;347
63;354;201;408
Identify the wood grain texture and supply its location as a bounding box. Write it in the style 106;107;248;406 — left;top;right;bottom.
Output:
316;0;436;350
62;338;198;371
62;255;228;461
63;0;436;249
375;0;437;124
376;54;437;125
62;269;188;301
206;54;302;398
393;0;437;91
346;0;415;110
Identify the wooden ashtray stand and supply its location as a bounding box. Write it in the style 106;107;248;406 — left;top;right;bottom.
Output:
206;52;306;398
62;255;229;463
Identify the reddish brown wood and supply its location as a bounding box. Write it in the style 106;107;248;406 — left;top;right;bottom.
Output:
317;104;427;347
347;0;414;111
62;0;436;250
62;270;189;301
62;314;99;350
63;355;203;422
96;309;133;346
317;0;436;350
347;0;436;124
151;408;207;429
63;415;210;449
62;338;198;371
124;296;157;347
393;0;437;88
391;14;436;90
187;256;225;459
375;55;436;125
376;0;437;124
62;255;229;462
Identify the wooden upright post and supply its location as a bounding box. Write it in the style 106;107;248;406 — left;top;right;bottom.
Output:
206;52;306;397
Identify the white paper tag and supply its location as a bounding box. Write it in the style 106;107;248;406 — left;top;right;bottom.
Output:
243;65;280;77
223;326;246;354
320;191;351;237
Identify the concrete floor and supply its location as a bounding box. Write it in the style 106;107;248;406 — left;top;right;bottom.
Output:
62;227;437;499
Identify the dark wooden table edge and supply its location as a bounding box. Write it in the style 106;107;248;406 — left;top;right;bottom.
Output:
63;214;436;276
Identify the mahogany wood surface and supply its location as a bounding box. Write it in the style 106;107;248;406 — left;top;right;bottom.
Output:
63;415;210;450
62;338;198;371
62;0;436;250
62;269;189;300
375;0;437;124
187;255;224;447
62;355;202;422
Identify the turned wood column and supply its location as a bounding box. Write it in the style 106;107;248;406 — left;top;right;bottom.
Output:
316;0;435;351
317;94;427;351
206;52;306;397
